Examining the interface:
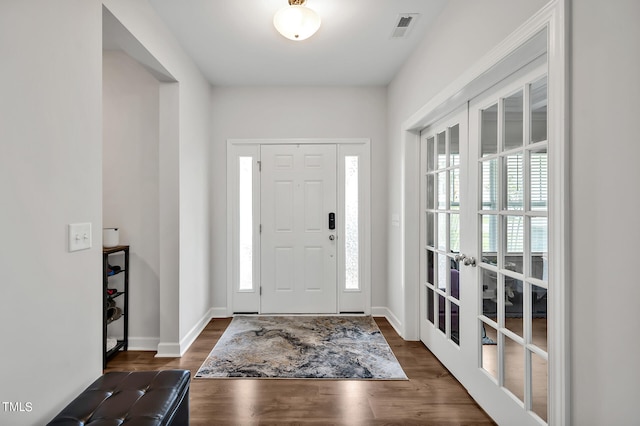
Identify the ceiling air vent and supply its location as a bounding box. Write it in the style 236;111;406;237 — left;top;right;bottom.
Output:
391;13;419;39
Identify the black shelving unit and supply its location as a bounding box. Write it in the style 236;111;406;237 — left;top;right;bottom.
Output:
103;245;129;368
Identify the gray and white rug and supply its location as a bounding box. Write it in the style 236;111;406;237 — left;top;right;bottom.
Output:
195;316;407;380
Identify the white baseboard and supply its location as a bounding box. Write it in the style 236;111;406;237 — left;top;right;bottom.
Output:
372;306;404;338
155;342;181;358
128;337;160;351
177;307;216;356
210;307;228;318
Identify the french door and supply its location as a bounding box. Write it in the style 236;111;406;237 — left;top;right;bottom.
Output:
420;63;550;425
260;144;337;313
419;105;470;380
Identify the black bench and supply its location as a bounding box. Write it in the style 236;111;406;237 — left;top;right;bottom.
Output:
47;370;190;426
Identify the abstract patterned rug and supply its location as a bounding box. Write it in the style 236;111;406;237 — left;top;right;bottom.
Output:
195;316;407;380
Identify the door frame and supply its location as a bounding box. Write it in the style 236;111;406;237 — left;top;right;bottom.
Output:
226;138;372;316
401;1;568;425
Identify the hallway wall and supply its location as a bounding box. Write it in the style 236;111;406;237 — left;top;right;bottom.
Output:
210;86;388;313
103;50;161;349
0;1;103;424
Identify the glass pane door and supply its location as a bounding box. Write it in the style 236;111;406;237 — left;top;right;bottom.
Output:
419;105;468;379
473;71;549;424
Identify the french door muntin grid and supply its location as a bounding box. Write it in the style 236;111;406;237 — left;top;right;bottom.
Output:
424;123;461;346
476;74;549;420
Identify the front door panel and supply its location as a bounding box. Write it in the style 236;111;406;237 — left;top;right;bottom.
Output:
261;144;337;313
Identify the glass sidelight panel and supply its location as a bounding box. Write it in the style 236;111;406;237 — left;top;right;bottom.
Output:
504;90;524;151
238;157;254;291
344;156;359;290
481;104;498;157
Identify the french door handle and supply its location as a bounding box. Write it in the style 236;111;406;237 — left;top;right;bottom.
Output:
455;254;477;267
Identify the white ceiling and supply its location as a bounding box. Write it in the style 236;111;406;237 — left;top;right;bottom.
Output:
147;0;447;86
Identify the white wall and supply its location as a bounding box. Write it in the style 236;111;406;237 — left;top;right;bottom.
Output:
102;0;212;354
386;0;548;337
0;1;103;424
571;0;640;424
210;86;388;312
387;0;640;423
103;50;160;349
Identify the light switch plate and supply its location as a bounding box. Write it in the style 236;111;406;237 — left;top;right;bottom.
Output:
68;223;92;252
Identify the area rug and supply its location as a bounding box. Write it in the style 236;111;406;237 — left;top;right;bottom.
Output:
195;316;407;380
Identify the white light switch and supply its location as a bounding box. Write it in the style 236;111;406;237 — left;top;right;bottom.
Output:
68;223;92;252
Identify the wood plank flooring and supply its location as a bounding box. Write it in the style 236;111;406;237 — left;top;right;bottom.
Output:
105;317;495;425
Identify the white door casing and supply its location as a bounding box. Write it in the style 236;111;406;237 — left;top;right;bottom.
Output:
227;139;372;316
260;144;337;314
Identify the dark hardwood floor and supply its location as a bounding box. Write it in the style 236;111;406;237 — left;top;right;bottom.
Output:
106;317;495;425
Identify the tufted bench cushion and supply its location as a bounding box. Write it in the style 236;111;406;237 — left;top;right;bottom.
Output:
47;370;190;426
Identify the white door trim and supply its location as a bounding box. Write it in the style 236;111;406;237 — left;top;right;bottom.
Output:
226;138;372;315
400;1;568;425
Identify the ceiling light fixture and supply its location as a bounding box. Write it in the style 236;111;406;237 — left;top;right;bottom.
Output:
273;0;321;41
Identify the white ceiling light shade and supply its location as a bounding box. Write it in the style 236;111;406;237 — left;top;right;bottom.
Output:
273;0;321;41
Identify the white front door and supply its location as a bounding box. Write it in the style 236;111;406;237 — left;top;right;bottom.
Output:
260;144;337;313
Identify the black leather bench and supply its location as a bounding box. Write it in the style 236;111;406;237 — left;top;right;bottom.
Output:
47;370;190;426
